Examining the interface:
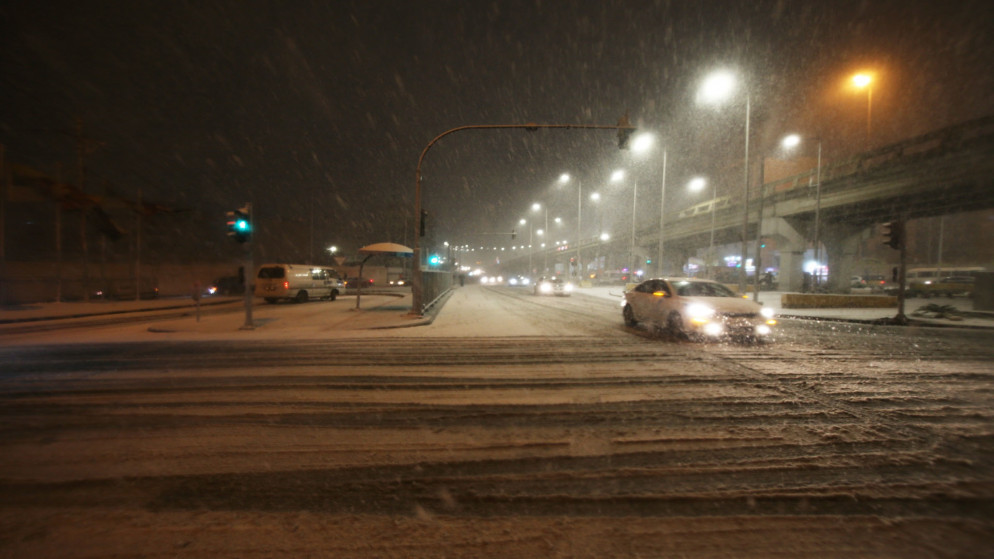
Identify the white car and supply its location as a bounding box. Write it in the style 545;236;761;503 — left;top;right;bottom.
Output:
622;277;776;340
534;276;573;296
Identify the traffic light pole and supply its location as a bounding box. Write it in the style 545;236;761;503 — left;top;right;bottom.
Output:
241;202;254;330
883;219;908;325
895;221;908;325
411;119;636;316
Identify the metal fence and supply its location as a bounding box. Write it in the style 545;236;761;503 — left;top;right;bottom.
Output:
419;270;453;312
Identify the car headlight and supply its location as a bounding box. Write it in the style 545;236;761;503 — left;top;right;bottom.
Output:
540;283;552;293
564;283;574;292
686;303;715;322
760;307;775;319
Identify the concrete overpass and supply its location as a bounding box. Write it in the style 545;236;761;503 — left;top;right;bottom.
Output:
519;116;994;290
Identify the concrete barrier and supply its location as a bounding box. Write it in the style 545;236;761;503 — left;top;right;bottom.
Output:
782;293;896;309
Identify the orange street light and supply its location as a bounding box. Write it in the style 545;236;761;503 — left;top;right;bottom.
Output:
852;73;873;143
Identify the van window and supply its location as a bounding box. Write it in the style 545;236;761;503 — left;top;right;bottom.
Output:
258;266;286;279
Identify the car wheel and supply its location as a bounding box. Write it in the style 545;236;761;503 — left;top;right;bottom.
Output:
667;312;685;338
264;298;278;304
623;304;637;327
295;291;309;303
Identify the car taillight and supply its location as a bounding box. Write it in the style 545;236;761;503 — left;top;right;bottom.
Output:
283;281;289;289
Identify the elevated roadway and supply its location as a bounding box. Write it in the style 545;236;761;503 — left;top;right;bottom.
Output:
521;116;994;290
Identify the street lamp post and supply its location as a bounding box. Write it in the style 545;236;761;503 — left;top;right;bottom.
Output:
658;148;668;277
852;73;873;144
519;218;532;277
688;176;715;278
559;173;583;280
590;192;602;276
611;170;639;278
699;70;751;292
782;134;823;286
532;202;549;274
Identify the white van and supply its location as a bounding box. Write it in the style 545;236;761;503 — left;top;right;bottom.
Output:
255;263;344;303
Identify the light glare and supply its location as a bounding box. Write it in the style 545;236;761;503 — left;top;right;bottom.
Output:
699;70;736;104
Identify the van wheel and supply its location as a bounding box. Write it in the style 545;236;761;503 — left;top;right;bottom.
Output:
329;290;338;301
265;298;278;304
295;291;309;303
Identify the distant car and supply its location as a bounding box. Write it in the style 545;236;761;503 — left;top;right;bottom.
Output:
864;274;892;293
622;277;776;340
206;275;244;296
344;277;374;289
534;276;573;296
506;275;530;287
388;278;408;286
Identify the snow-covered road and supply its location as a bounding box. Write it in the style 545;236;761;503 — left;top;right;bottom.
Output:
1;285;992;557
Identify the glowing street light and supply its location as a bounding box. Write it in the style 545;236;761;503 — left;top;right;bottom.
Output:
852;72;874;143
631;132;655;154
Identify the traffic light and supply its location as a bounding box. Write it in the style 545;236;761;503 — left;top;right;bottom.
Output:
617;112;634;150
428;254;441;266
226;204;252;243
882;220;904;250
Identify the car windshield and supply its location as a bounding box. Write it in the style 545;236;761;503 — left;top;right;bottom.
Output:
674;281;738;298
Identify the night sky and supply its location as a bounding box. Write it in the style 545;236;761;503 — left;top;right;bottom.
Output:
2;0;992;265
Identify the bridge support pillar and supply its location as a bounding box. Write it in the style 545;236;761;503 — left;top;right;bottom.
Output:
821;225;874;293
764;217;808;292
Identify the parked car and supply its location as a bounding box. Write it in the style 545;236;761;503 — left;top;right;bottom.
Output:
255;263;344;303
622;277;776;340
534;276;573;296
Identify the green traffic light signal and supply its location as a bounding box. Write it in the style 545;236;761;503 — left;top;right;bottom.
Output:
226;204;252;243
